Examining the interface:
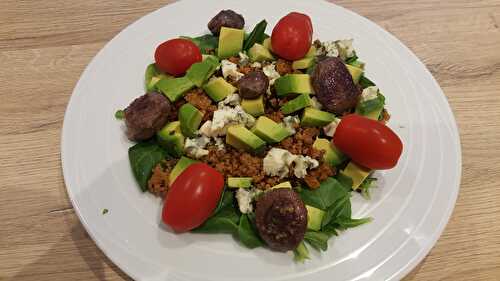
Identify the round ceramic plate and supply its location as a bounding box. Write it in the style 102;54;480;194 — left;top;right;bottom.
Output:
61;0;461;280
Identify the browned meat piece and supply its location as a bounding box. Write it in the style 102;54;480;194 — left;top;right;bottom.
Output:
184;88;217;121
148;159;178;197
304;163;336;189
207;10;245;35
278;127;321;156
255;189;307;251
124;92;171;141
238;70;269;99
265;110;284;123
312;57;360;114
275;59;293;76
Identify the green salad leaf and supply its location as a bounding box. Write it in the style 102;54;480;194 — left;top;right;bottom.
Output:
128;141;168;191
359;75;376;88
293;242;310;262
304;231;329;251
182;34;219;54
359;177;377;199
238;214;264;249
299;177;350;210
192;205;240;234
243;20;267;50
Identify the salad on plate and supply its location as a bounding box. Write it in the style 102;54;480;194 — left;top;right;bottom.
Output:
117;9;403;261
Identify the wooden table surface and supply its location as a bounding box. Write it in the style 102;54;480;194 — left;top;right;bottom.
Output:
1;0;500;280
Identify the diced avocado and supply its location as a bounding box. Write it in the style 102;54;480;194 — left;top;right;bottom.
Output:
248;43;274;62
341;162;372;190
356;93;385;120
312;138;345;167
346;64;363;84
348;60;365;69
227;177;253;188
280;94;312;114
252;116;290;143
301;108;336;127
271;181;292;189
305;45;316;58
306;205;325;231
169;156;198;184
186;58;219;87
241;96;265;117
226;125;266;153
262;37;272;51
292;57;315;70
156;76;194;102
365;109;383;120
218;27;245;59
178;103;203;138
203;77;236;102
157;121;185;157
274;74;313;96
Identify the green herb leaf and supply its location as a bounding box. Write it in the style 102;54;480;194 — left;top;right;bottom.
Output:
336;217;372;229
114;109;125;120
359;177;377;199
293;242;310;263
335;173;354;192
345;54;358;64
182;34;219;54
238;214;264;249
243;20;267;50
145;63;160;91
299;177;350;210
304;231;330;251
192;206;240;234
321;195;351;227
128;141;168;191
102;209;109;215
214;188;234;214
359;75;376;89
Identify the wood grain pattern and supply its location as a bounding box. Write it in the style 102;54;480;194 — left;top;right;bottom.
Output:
1;0;499;280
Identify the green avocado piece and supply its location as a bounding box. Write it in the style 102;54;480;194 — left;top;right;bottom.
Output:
292;57;315;70
280;94;312;114
248;43;274;62
346;64;363;84
262;37;272;51
156;76;194;102
355;93;385;120
301;108;336;127
271;181;292;189
312;138;345;167
227;177;253;188
305;45;316;58
252;116;290;143
274;74;313;96
241;96;265;117
341;162;372;190
226;125;266;153
186;58;219;87
203;77;236;102
178;103;203;138
218;27;245;59
169;156;198;184
157;121;185;157
306;205;325;231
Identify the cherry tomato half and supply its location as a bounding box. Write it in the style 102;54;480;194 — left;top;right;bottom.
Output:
154;38;202;76
271;12;313;60
162;163;224;232
333;114;403;170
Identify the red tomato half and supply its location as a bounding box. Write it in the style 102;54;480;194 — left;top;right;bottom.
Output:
271;12;313;60
154;38;202;76
162;163;224;232
333;114;403;170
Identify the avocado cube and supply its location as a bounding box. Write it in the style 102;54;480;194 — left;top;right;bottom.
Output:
203;77;236;102
157;121;185;157
218;27;245;59
306;205;325;231
312;138;346;167
346;64;364;84
156;76;194;102
252;116;290;143
280;94;312;114
186;58;219;87
241;96;265;117
169;156;198;184
248;43;274;62
355;93;385;121
341;162;372;190
271;181;292;189
262;37;272;51
292;57;315;70
305;45;316;58
226;125;266;153
274;74;313;96
227;177;253;188
301;108;336;127
178;103;203;138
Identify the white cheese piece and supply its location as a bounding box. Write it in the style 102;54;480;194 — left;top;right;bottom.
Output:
236;188;254;214
336;39;355;59
204;105;255;136
310;96;323;110
323;118;341;137
218;93;241;108
263;63;280;86
263;148;318;179
184;135;211;159
281;115;300;135
322;41;339;57
239;52;250;65
221;59;244;81
361;86;379;102
214;137;225;150
251;62;262;68
293;156;319;178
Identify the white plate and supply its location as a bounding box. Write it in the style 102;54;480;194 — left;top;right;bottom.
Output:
61;0;461;280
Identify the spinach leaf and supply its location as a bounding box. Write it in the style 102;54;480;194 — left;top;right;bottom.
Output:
191;206;240;234
359;75;376;89
335;217;372;230
321;195;351;227
128;141;168;191
293;242;310;263
238;214;263;249
243;20;267;50
336;173;354;192
182;34;218;54
299;177;350;210
304;231;330;251
214;188;234;214
345;54;358;64
114;109;124;120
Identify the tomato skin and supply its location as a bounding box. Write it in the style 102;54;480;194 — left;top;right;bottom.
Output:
333;114;403;170
271;12;313;60
162;163;224;232
154;38;202;76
